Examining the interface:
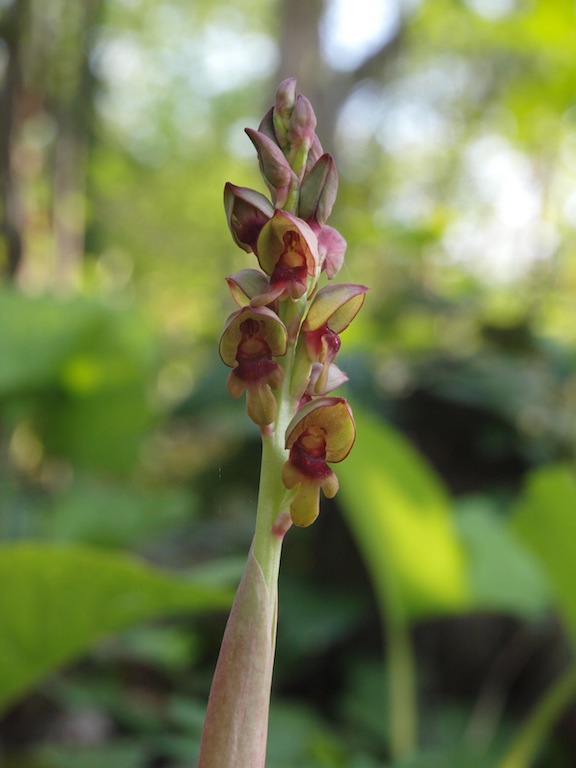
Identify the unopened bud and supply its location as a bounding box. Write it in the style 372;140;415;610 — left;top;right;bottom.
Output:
245;129;298;209
298;154;338;226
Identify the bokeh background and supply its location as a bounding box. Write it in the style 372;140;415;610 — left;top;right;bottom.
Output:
1;0;576;766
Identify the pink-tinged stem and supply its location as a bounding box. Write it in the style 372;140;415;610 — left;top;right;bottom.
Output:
197;549;277;768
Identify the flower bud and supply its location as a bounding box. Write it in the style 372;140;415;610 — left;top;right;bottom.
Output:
306;135;324;172
245;129;298;209
298;154;338;226
224;184;274;253
258;107;281;147
283;93;318;179
272;77;297;149
275;78;297;125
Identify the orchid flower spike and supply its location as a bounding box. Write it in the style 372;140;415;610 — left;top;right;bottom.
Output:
203;77;368;768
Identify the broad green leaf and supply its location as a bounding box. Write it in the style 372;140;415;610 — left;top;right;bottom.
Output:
456;497;550;619
337;405;468;625
0;543;232;713
512;464;576;647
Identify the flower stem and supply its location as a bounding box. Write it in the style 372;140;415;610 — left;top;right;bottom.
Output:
251;430;287;614
387;618;418;762
496;664;576;768
252;336;298;610
198;381;294;768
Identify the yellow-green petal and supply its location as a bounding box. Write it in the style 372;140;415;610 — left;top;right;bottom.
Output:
302;283;368;333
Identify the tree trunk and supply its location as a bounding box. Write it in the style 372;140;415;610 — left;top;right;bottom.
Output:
51;0;102;291
0;0;28;281
273;0;405;153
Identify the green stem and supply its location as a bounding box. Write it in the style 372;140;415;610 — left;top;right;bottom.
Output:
370;561;418;761
251;427;287;613
283;181;300;216
251;333;298;615
496;664;576;768
387;618;418;762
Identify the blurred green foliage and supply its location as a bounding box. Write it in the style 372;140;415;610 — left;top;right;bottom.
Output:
338;403;469;624
0;544;232;712
1;0;576;766
513;466;576;648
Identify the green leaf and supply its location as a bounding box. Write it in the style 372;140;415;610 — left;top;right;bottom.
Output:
0;543;232;713
511;464;576;647
456;496;550;618
337;404;469;624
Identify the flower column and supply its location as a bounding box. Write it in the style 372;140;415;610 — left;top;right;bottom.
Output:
198;79;368;768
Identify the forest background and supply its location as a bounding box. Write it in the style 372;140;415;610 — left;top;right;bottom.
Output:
1;0;576;766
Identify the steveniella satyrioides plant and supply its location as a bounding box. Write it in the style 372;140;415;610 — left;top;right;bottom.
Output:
199;79;368;768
